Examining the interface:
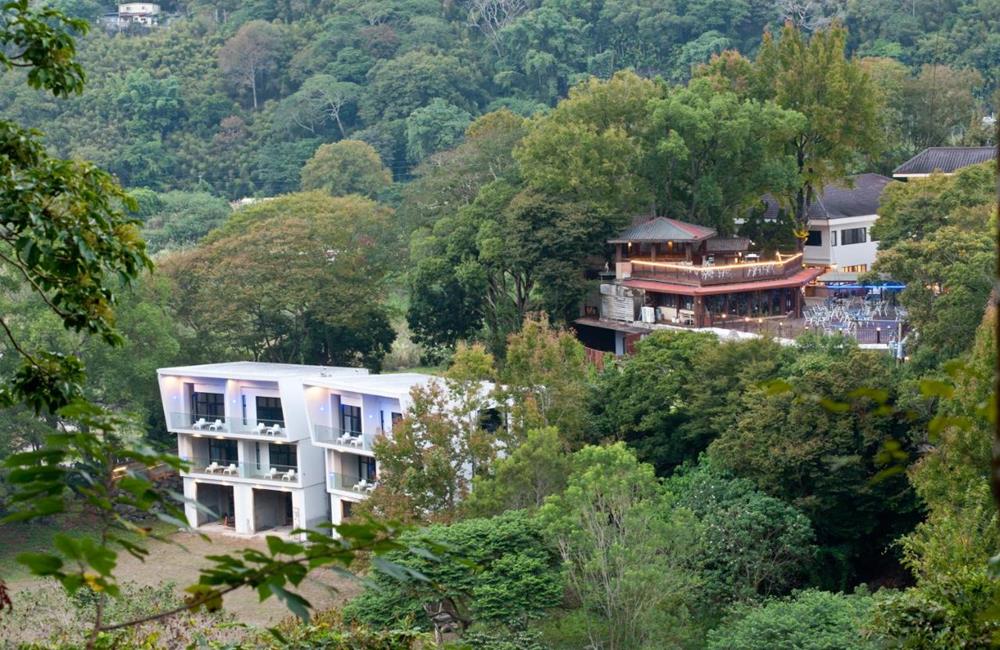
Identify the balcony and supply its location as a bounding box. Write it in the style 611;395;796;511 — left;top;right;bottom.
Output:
328;472;377;495
181;456;300;483
312;424;376;452
169;412;288;439
623;254;804;287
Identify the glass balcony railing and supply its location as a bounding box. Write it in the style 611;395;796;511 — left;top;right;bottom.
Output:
169;412;288;438
327;472;377;494
312;424;374;451
180;456;299;483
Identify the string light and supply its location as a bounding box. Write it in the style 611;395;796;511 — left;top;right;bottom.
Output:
630;253;803;272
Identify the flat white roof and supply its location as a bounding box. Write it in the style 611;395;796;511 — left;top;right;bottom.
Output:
304;372;440;400
157;361;368;381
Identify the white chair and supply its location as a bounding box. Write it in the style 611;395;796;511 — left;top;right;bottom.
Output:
266;423;282;436
353;479;367;492
204;461;220;474
265;467;279;480
222;463;238;475
338;432;353;446
254;423;266;435
191;418;207;430
281;468;297;482
208;419;224;431
365;481;377;494
349;436;363;448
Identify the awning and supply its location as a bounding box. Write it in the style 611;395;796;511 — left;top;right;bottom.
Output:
573;318;647;334
622;267;825;296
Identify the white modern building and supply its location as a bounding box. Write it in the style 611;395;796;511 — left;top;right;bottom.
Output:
763;173;894;278
156;362;442;537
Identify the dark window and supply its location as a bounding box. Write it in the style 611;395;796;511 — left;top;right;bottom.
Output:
831;230;838;246
192;392;224;420
256;396;283;425
805;230;822;246
255;442;261;470
341;404;361;434
841;227;867;245
341;500;353;520
479;408;503;434
269;444;296;470
208;439;238;464
358;456;377;481
391;412;403;427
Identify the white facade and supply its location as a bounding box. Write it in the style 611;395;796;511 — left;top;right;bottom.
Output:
119;3;160;24
158;362;436;538
300;374;440;526
803;214;879;274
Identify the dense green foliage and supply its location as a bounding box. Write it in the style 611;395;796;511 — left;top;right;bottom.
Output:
344;510;564;631
706;589;876;650
4;0;993;200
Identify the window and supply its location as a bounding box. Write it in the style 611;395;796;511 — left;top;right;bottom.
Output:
255;396;283;425
208;439;237;464
341;404;361;434
391;412;403;427
479;408;503;434
341;500;353;520
831;230;838;246
269;444;296;470
805;230;822;246
841;227;867;245
192;392;224;420
358;456;377;481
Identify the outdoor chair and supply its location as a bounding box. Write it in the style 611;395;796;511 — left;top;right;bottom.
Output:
205;461;221;473
281;468;297;481
353;479;368;492
191;418;207;430
338;432;353;445
222;463;238;475
349;436;363;448
265;467;279;480
266;423;282;436
365;481;377;494
254;422;266;435
208;419;224;431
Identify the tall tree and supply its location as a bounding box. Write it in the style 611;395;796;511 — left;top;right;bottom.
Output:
299;140;393;198
163;192;396;368
218;20;282;110
752;22;883;248
539;443;701;650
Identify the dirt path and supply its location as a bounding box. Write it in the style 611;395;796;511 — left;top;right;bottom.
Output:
8;529;362;629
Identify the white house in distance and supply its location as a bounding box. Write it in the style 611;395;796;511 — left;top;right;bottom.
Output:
157;362;446;538
764;173;894;277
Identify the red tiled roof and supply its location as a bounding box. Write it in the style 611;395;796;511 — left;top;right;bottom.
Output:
622;267;824;296
608;216;717;243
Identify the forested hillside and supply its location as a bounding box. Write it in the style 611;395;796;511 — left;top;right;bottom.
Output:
13;0;999;201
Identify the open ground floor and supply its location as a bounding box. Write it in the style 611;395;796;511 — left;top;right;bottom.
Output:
181;477;329;538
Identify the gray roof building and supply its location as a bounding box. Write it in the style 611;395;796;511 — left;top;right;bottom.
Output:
762;173;894;220
892;147;996;178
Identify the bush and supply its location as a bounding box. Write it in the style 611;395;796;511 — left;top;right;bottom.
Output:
706;589;875;650
343;510;563;631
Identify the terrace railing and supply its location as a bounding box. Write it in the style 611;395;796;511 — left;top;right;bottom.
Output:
180;456;300;482
327;472;376;494
312;424;376;452
626;254;804;287
169;412;288;439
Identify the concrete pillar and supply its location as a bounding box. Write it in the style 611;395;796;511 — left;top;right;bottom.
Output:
183;477;198;528
234;484;254;534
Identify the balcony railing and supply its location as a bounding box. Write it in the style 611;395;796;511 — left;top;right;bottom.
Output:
181;456;299;483
625;254;804;287
169;412;288;439
312;424;375;452
328;472;377;494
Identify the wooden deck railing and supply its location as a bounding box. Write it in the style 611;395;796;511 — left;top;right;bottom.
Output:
626;254;803;287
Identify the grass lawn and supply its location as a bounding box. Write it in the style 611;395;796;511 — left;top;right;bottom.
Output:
0;508;175;583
